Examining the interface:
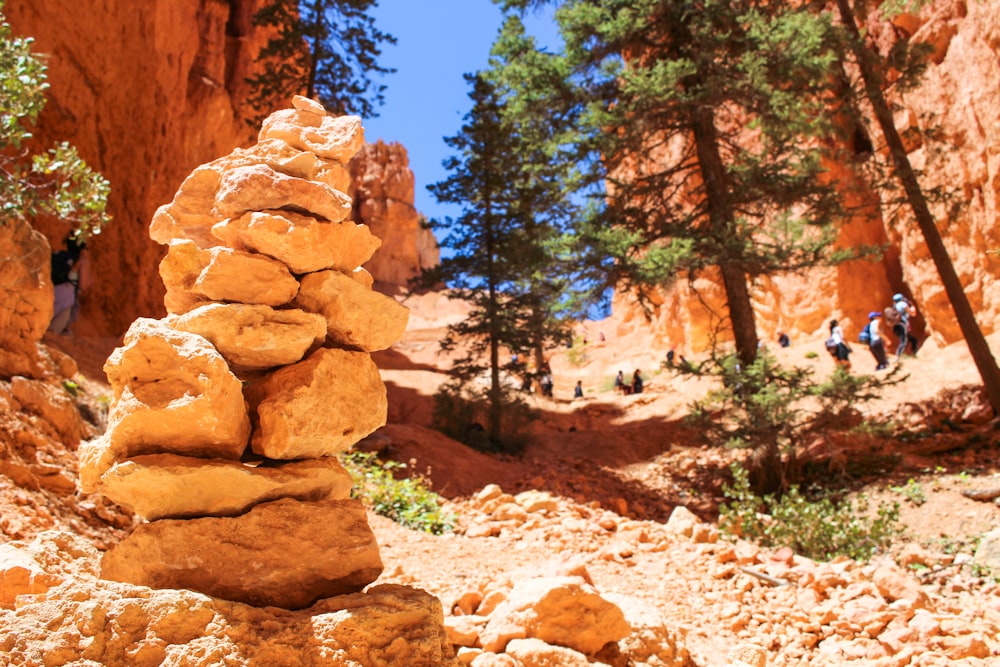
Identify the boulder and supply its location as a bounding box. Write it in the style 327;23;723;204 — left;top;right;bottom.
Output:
167;303;325;371
294;269;409;352
602;592;690;667
148;139;353;248
504;638;592;667
159;240;299;313
79;319;250;490
245;347;387;459
0;532;456;667
101;498;383;609
972;528;1000;573
211;209;380;275
0;217;51;378
0;544;63;609
96;453;354;520
259;101;365;163
478;576;630;656
10;376;85;446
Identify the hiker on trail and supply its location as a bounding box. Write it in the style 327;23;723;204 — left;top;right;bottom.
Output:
826;319;851;369
540;372;554;398
48;235;88;335
632;369;644;394
860;311;889;371
614;370;626;395
574;380;583;399
886;293;919;360
666;348;675;366
777;332;790;348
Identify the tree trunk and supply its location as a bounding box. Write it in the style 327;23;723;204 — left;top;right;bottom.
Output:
835;0;1000;416
691;107;760;367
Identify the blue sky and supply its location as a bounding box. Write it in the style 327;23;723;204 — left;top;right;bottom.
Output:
363;0;560;227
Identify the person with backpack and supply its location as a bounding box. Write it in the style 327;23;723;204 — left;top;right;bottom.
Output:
48;235;88;335
631;369;644;394
826;319;851;369
886;293;919;360
859;311;889;371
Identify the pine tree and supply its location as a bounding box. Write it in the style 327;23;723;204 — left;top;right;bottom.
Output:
246;0;395;124
427;45;586;450
485;15;598;373
425;73;525;450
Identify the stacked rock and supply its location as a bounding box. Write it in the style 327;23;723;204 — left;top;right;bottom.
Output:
78;96;409;610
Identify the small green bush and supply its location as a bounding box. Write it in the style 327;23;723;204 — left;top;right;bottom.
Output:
719;464;901;561
340;451;456;535
890;478;927;506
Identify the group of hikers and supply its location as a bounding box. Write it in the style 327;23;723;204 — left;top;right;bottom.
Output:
613;369;644;395
825;293;919;371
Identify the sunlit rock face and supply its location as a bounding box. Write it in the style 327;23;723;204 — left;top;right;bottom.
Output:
6;1;437;337
79;97;409;610
348;140;440;291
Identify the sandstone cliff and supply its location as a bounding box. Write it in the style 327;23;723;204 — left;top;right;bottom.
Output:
6;0;433;340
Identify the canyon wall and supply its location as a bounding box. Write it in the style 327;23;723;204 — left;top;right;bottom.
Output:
6;0;431;340
7;0;1000;352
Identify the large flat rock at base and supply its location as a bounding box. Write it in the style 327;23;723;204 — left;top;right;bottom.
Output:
294;269;410;352
212;209;381;275
101;498;382;610
96;453;354;520
168;303;326;371
245;347;388;459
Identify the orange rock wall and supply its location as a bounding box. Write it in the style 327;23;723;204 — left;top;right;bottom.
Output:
6;0;267;336
7;1;433;339
349;141;439;292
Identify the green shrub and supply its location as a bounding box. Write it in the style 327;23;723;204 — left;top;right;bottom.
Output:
340;451;455;535
686;351;899;492
890;478;927;506
719;464;901;561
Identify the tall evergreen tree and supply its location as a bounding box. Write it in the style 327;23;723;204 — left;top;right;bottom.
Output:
246;0;395;124
426;73;527;450
427;44;585;449
485;15;598;372
832;0;1000;415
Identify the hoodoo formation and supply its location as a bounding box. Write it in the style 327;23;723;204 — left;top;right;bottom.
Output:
78;96;409;610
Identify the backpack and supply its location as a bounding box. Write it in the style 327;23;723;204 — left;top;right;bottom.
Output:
858;322;871;344
824;336;837;351
884;305;902;326
50;250;76;285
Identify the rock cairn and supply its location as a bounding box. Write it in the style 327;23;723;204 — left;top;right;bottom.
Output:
78;96;409;610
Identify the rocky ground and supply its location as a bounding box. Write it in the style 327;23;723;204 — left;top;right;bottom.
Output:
1;295;1000;665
